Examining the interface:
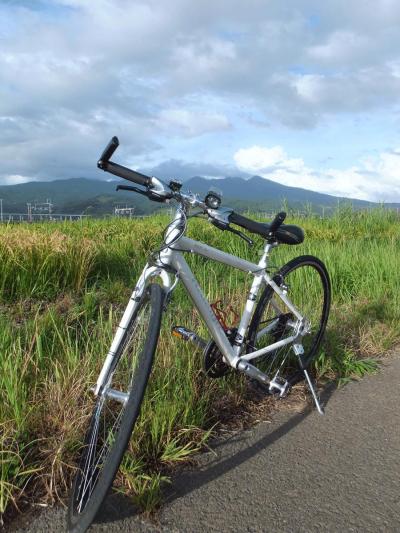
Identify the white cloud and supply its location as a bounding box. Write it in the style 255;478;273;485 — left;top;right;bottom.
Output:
234;145;400;202
292;68;400;113
2;1;400;185
0;175;34;186
234;146;306;174
293;75;322;103
157;108;231;137
307;31;368;63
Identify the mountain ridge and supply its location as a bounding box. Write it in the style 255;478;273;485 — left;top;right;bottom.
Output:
0;176;397;215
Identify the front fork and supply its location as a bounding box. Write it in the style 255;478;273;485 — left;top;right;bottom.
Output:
93;263;174;396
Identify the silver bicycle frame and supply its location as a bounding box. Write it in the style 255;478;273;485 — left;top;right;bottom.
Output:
94;207;306;396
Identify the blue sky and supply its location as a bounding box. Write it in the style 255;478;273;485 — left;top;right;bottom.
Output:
1;0;400;201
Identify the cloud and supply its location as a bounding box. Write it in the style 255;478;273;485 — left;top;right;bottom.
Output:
292;66;400;113
1;175;34;186
307;31;368;63
2;1;400;187
234;145;400;202
156;109;231;137
234;146;307;175
139;159;248;181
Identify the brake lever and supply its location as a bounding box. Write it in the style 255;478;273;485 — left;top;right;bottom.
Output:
116;184;146;195
228;225;254;246
211;219;253;246
116;184;171;203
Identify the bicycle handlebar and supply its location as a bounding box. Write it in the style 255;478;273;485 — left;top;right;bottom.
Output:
228;212;265;234
228;210;286;241
103;161;152;187
268;211;287;233
98;137;152;188
99;136;119;164
97;136;287;241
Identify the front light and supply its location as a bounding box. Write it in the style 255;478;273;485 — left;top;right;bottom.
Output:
205;187;222;209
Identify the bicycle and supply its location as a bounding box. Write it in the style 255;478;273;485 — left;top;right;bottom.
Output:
67;136;331;533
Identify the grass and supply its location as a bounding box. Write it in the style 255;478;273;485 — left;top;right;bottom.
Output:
0;206;399;524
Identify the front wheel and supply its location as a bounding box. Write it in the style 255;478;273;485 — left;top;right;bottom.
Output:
247;255;331;387
67;283;164;533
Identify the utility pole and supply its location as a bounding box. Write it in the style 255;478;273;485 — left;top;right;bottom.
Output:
0;198;3;223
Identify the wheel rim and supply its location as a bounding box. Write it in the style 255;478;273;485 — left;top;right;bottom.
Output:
73;298;152;515
251;261;328;382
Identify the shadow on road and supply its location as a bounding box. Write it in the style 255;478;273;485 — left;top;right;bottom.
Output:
163;381;337;504
94;492;142;525
94;381;337;526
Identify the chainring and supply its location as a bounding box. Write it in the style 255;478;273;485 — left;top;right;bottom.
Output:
203;328;237;379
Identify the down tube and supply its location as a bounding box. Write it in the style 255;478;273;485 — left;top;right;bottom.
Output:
170;252;237;366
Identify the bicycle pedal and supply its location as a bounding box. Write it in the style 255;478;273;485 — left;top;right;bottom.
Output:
269;376;290;397
171;325;196;341
171;326;207;349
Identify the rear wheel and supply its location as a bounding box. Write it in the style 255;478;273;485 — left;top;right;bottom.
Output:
67;283;164;533
247;255;331;388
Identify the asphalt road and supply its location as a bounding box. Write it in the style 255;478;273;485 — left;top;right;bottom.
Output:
12;354;400;533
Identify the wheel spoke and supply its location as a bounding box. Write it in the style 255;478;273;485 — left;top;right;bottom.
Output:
248;257;330;387
77;404;102;512
71;290;159;520
79;406;125;505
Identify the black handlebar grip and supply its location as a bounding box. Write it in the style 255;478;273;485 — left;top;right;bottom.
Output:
98;136;119;167
97;135;152;187
228;211;265;235
269;211;286;233
104;161;151;187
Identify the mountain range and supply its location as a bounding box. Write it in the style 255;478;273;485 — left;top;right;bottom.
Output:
0;176;396;216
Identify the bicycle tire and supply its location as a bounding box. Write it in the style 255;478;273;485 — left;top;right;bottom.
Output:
247;255;331;387
67;283;164;533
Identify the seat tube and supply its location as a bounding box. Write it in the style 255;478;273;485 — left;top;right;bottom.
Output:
233;274;264;354
233;242;273;354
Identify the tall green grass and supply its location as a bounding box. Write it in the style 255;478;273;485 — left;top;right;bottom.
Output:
0;207;399;523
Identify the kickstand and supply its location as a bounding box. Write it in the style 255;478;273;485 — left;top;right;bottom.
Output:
293;344;325;415
303;368;324;415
